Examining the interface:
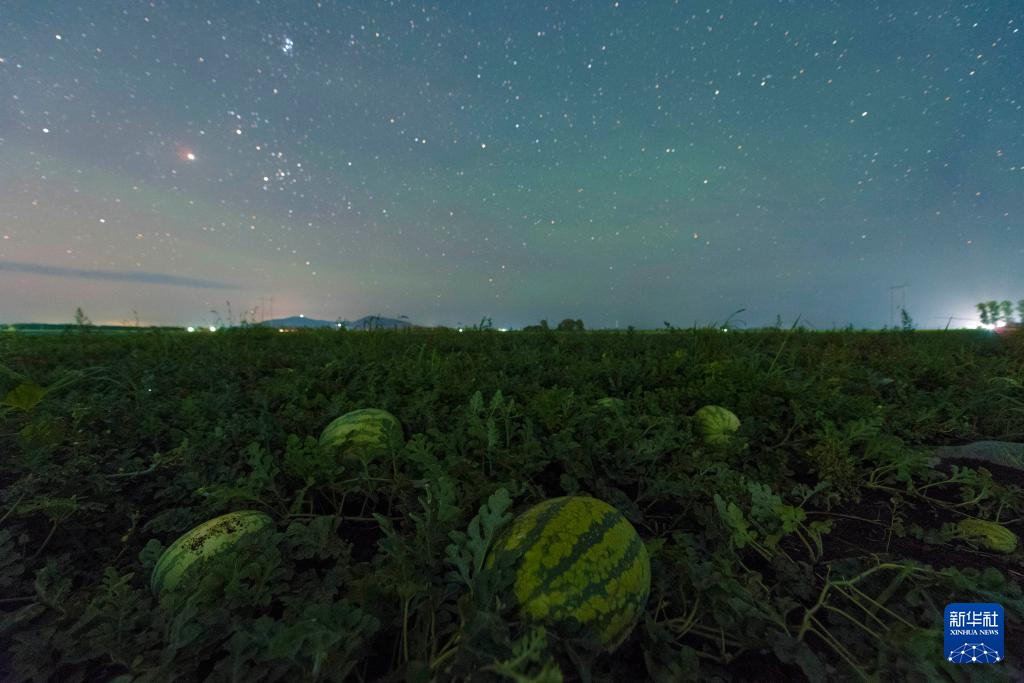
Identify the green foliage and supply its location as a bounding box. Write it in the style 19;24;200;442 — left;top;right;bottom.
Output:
446;488;512;589
999;300;1014;324
0;327;1021;680
2;382;47;412
483;627;563;682
977;298;1021;325
221;600;379;681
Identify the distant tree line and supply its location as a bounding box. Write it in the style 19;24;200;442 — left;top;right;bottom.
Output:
976;300;1024;326
521;318;585;332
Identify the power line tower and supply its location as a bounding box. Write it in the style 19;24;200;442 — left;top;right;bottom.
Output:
888;284;909;327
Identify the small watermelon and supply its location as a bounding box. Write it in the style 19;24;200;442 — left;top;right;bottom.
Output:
595;397;625;412
956;518;1018;554
318;408;405;463
488;496;651;652
693;405;740;445
150;510;273;598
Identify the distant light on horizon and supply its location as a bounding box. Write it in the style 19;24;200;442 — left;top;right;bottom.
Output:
186;326;195;332
208;325;216;332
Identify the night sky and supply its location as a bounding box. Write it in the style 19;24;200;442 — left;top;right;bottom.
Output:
2;1;1022;330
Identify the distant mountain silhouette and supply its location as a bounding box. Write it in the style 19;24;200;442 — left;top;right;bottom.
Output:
260;315;414;330
259;315;338;328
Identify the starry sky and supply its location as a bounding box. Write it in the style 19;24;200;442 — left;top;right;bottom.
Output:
1;1;1022;329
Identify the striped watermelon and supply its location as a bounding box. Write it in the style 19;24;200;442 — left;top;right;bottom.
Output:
318;408;405;463
488;496;650;652
956;518;1018;554
693;405;740;445
150;510;273;598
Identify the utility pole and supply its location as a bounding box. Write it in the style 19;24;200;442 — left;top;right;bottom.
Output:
931;316;973;331
888;284;908;327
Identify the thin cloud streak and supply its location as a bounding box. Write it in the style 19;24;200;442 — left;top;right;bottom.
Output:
0;261;235;289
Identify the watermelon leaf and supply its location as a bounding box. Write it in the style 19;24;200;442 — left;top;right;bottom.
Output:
446;487;512;588
138;538;165;572
166;597;204;651
482;626;563;682
66;567;153;672
772;632;828;682
0;529;26;591
284;515;349;561
713;494;754;550
243;440;280;491
2;382;47;412
264;601;379;679
34;558;73;614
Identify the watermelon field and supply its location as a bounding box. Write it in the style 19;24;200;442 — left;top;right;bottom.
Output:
1;326;1022;681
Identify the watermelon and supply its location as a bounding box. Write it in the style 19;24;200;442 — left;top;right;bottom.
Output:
318;408;405;463
150;510;273;597
693;405;740;445
488;496;651;652
595;397;625;412
956;518;1018;554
